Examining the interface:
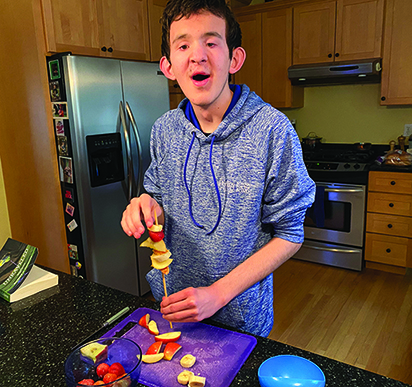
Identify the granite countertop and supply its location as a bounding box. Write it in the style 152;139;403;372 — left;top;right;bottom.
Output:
0;270;410;387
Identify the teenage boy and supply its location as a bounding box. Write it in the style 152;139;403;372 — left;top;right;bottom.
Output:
121;0;315;336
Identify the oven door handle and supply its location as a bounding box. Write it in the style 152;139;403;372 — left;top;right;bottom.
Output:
303;244;360;254
323;188;364;193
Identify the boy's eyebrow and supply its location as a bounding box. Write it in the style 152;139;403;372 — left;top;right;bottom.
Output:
172;31;224;45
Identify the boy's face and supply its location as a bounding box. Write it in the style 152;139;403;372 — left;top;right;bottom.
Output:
160;11;245;111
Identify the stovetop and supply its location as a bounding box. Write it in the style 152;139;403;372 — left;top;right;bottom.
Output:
302;143;388;184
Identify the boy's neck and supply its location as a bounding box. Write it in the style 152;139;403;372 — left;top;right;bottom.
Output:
191;88;233;134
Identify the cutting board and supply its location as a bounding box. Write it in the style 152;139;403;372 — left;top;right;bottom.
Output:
101;307;257;387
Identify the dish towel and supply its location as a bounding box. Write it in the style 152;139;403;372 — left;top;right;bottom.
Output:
306;185;325;228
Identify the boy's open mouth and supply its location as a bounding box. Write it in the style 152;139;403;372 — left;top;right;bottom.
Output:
192;74;210;81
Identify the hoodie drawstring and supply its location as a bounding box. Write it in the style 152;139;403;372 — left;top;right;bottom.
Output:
183;132;222;234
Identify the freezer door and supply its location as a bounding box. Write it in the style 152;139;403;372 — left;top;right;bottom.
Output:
63;56;141;296
121;61;170;295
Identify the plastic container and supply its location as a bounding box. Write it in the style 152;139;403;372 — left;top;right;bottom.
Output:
64;337;142;387
258;355;325;387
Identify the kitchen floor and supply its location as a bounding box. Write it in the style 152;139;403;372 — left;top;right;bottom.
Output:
271;258;412;385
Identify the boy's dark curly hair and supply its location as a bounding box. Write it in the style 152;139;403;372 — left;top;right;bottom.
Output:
161;0;242;61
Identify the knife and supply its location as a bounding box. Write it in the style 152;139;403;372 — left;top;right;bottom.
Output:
73;306;130;349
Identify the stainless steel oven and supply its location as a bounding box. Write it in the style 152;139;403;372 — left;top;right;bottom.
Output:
294;143;383;271
294;182;366;271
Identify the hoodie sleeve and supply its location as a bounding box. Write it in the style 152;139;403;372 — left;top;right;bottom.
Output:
261;114;315;243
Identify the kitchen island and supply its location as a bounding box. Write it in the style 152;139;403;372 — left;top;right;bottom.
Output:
0;269;410;387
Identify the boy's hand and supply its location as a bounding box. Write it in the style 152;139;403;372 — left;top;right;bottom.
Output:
121;193;163;239
160;286;225;323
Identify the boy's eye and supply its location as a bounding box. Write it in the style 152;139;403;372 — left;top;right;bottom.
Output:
179;44;188;50
207;42;216;47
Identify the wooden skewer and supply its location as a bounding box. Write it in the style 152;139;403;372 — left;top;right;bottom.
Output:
162;272;173;329
154;208;158;226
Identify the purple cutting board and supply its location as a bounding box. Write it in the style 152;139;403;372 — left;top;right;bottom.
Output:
101;307;257;387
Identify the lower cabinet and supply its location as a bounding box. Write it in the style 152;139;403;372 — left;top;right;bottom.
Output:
365;171;412;274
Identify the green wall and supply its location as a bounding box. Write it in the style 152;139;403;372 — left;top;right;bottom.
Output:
281;83;412;145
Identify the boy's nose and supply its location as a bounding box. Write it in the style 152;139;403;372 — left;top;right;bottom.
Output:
190;44;207;64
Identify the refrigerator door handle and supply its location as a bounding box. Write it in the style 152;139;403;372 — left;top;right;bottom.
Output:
125;101;143;197
119;101;133;201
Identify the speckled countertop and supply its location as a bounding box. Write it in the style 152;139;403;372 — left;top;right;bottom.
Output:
0;269;410;387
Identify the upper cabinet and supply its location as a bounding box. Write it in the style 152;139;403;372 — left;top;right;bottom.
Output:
380;0;412;105
235;7;303;108
41;0;151;61
148;0;167;61
293;0;384;65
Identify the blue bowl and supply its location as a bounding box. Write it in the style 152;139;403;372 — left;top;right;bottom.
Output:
258;355;325;387
64;337;142;387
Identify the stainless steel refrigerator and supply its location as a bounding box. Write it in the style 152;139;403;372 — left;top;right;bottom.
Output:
46;54;170;296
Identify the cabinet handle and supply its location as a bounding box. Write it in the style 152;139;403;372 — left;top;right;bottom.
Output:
390;181;396;185
381;96;386;101
328;53;332;58
389;203;394;207
335;53;340;57
387;224;393;229
108;47;113;53
101;46;107;52
386;248;391;253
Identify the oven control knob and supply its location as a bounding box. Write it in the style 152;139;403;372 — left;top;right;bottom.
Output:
344;163;350;169
354;164;360;169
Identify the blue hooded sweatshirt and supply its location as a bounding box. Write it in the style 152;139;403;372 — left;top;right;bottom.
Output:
144;84;315;337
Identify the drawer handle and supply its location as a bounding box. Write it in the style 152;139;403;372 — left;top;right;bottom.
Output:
387;224;393;228
389;203;394;207
386;248;391;253
390;181;396;185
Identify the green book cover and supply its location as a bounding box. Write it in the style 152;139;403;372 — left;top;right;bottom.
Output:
0;238;39;302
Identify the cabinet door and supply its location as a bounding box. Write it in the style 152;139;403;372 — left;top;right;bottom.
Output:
293;1;336;64
335;0;384;61
41;0;103;56
381;0;412;105
262;8;303;108
101;0;150;61
148;0;167;61
234;12;262;96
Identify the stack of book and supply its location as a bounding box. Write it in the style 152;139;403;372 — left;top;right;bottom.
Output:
0;238;58;303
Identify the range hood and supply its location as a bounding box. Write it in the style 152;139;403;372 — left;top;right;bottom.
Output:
288;59;382;86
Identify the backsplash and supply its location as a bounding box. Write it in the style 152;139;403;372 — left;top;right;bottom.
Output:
280;83;412;145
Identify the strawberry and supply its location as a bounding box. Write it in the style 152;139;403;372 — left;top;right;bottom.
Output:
78;379;94;385
149;229;164;242
103;372;118;384
96;362;110;378
108;362;125;376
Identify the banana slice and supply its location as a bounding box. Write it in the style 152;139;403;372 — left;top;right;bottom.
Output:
180;354;196;368
177;370;194;385
151;258;173;270
151;250;172;263
188;375;206;387
148;224;163;232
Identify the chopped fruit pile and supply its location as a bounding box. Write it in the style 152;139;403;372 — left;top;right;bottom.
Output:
77;361;130;386
140;224;172;273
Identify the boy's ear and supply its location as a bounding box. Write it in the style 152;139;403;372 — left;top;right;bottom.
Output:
229;47;246;75
159;56;176;80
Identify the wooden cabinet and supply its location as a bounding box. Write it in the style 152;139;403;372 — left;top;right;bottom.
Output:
293;0;384;65
41;0;151;61
235;7;303;108
148;0;167;61
365;171;412;273
381;0;412;105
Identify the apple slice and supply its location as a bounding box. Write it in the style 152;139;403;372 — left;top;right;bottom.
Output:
138;313;150;328
163;342;182;361
141;353;164;364
80;342;108;364
146;341;162;355
147;320;159;335
154;331;181;343
140;237;167;252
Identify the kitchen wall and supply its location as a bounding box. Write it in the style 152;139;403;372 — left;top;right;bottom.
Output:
0;157;11;245
280;83;412;145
